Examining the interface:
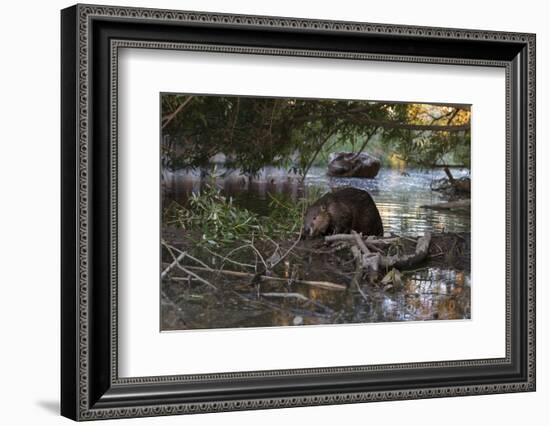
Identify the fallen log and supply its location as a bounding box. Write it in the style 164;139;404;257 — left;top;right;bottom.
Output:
420;199;470;211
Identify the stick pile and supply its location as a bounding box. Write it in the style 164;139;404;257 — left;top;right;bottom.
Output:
325;231;432;285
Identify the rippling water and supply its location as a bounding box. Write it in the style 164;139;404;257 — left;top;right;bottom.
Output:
313;167;470;235
163;166;470;236
161;166;471;330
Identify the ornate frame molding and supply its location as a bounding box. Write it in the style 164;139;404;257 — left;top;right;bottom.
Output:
61;4;536;421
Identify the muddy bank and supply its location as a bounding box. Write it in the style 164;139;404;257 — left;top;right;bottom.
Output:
160;227;470;330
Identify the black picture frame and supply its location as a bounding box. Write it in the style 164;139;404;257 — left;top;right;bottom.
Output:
61;4;536;421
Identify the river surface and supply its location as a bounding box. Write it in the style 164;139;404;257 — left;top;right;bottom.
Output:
163;166;470;236
161;166;471;330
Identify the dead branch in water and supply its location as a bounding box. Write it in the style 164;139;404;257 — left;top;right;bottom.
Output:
179;265;346;290
169;277;203;282
326;233;395;252
379;232;431;270
213;243;265;276
246;222;305;286
199;243;255;269
350;245;370;302
261;292;310;301
325;231;432;282
420;199;470;211
160;249;187;280
269;225;304;269
162;241;212;270
162;243;217;290
352;231;371;255
325;234;360;243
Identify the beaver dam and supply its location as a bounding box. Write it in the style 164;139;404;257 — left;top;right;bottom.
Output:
161;167;471;330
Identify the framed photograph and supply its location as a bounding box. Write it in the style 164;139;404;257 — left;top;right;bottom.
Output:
61;4;536;421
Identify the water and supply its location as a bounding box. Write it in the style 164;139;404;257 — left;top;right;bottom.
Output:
163;166;470;236
161;166;471;330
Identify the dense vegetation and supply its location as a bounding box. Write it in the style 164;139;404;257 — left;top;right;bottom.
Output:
164;180;324;248
161;95;471;176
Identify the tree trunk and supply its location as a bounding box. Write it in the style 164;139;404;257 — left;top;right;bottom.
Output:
443;166;456;184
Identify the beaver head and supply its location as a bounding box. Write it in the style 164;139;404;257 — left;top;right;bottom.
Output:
303;204;331;238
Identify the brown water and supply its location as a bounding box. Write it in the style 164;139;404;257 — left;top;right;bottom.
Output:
161;166;471;330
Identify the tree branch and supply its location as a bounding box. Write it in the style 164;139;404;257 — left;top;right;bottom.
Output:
162;96;195;130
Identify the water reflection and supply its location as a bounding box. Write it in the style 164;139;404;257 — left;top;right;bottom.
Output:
161;166;471;330
163;166;470;235
161;267;471;330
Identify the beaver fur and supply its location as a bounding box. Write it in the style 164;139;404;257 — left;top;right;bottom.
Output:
303;187;383;238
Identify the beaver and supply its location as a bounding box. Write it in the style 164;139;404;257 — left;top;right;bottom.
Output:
303;187;383;238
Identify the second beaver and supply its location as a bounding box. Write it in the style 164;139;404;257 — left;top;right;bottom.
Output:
303;187;384;238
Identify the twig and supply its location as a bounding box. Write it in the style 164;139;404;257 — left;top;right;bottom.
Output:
326;234;400;248
196;242;255;269
246;243;268;269
268;225;304;270
355;282;370;302
264;235;280;251
261;292;310;301
161;250;187;280
246;206;305;287
176;264;217;290
349;245;372;300
349;247;370;303
351;231;370;255
379;232;432;270
364;242;385;253
162;241;212;270
327;232;431;275
215;243;266;276
163;244;217;290
180;265;346;290
325;234;356;243
162;96;194;129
